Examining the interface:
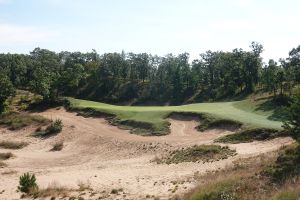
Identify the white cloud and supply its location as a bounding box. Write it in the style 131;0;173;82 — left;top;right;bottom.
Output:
0;23;61;45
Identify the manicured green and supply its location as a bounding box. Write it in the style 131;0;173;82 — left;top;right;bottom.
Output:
68;98;283;133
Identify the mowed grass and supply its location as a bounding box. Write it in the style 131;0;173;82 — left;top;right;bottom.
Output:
68;98;283;132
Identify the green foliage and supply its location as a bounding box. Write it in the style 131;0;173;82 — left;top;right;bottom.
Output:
264;145;300;183
0;73;15;113
18;173;38;194
1;43;300;106
216;128;287;144
46;119;63;134
283;94;300;142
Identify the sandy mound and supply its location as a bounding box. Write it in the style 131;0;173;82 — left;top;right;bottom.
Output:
0;108;294;200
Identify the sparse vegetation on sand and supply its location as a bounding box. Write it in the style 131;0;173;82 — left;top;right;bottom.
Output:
67;97;283;135
264;144;300;183
34;119;63;137
18;174;70;198
18;177;94;199
0;141;28;149
184;148;300;200
154;145;236;164
215;128;288;144
30;184;71;199
0;112;50;130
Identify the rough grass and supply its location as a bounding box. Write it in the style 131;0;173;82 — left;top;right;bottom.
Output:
273;188;300;200
184;149;300;200
0;141;28;149
154;145;236;164
8;90;43;111
263;144;300;183
67;97;283;135
186;178;240;200
34;119;63;137
32;185;70;198
215;128;289;144
27;181;93;199
0;112;50;130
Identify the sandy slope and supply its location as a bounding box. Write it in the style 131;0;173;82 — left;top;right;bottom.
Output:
0;108;294;200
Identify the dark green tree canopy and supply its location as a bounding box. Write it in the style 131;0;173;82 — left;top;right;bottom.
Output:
0;42;299;105
0;73;15;112
283;95;300;142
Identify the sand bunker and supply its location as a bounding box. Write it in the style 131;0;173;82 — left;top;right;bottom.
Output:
0;108;294;199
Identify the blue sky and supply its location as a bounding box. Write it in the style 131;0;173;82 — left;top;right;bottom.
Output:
0;0;299;62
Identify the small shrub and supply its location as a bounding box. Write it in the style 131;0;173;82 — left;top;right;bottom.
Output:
35;119;63;137
111;189;118;194
18;173;38;194
263;144;300;183
46;119;63;134
0;141;28;149
0;152;14;160
50;141;64;151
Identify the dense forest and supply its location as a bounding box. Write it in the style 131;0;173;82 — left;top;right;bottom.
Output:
0;42;299;110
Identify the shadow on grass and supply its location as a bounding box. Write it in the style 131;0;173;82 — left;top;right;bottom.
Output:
255;96;290;122
26;99;65;112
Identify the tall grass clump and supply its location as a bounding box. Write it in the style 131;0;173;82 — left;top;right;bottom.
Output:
34;119;63;137
18;173;38;194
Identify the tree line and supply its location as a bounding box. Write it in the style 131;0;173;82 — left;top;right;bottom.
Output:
0;42;299;110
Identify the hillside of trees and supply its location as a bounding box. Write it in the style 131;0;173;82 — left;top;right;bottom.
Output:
0;42;299;108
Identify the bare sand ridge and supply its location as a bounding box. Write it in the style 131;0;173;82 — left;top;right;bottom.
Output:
0;108;294;200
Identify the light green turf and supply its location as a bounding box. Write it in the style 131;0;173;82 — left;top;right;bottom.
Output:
68;98;283;130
